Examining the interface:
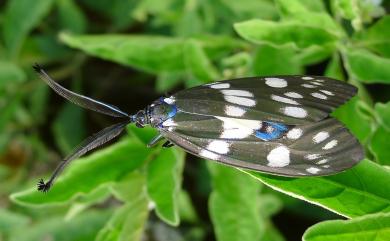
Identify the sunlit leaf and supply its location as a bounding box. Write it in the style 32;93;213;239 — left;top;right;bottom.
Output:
9;210;110;241
344;48;390;84
60;33;186;73
10;137;150;206
245;159;390;218
234;19;339;49
252;44;302;75
208;163;264;241
370;102;390;166
303;212;390;241
147;148;185;226
97;173;148;241
184;40;220;83
332;97;374;143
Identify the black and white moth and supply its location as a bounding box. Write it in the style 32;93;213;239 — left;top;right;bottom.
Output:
33;64;364;192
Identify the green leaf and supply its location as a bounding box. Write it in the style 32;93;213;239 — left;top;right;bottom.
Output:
0;61;26;89
208;163;263;241
9;210;110;241
354;16;390;57
147;148;185;226
65;185;111;220
184;40;220;83
303;212;390;241
220;0;278;20
234;19;339;49
111;171;146;202
28;82;49;123
60;33;186;74
325;54;345;80
370;126;390;166
178;190;198;223
0;209;29;234
96;179;148;241
370;102;390;165
245;159;390;218
375;102;390;131
275;0;342;38
52;102;86;154
333;0;358;20
275;0;326;16
126;125;158;146
10;137;150;206
296;45;334;66
344;48;390;84
2;0;55;58
332;97;373;143
156;72;184;93
252;44;302;75
193;35;249;60
57;0;87;34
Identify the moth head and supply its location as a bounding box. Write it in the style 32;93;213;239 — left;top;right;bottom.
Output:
132;110;148;128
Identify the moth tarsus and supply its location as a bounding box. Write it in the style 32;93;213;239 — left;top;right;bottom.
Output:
34;65;364;192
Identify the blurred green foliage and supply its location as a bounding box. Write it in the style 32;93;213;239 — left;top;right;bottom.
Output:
1;0;390;240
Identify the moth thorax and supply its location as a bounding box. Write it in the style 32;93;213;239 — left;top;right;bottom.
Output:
149;102;177;127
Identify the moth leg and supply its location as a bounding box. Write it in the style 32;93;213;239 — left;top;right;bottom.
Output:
147;134;164;148
162;141;174;148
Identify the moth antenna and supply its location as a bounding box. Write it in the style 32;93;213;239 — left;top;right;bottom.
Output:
37;121;129;192
33;64;130;118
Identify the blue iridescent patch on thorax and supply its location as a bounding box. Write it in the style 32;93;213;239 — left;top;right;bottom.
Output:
255;121;289;141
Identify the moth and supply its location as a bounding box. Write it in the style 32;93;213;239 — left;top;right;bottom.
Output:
33;64;364;192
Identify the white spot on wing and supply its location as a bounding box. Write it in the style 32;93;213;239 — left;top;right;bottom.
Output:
224;96;256;107
221;89;254;97
265;78;287;88
323;140;338;150
220;128;252;139
313;131;329;143
302;84;316;88
207;140;230;154
306;167;321;174
302;76;314;80
320;90;334;96
271;95;300;105
210;83;230;89
316;159;328;164
282;107;308;118
199;149;220;160
163;97;175;104
162;119;177;127
218;117;264;139
286;128;303;139
311;81;323;86
311;92;328;100
216;117;262;130
305;154;321;160
267;145;290;167
284;92;303;99
225;105;246;117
